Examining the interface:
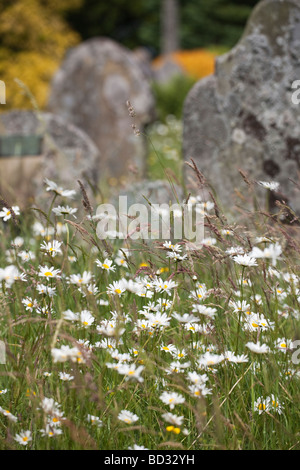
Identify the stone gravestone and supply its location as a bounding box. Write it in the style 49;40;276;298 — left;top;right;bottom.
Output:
0;110;100;206
183;0;300;217
48;37;156;183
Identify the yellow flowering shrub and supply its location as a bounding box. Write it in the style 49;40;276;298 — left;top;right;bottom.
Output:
0;0;81;110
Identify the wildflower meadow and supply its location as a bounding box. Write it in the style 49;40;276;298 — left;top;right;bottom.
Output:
0;155;299;451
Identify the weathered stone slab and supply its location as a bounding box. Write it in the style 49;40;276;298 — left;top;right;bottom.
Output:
183;0;300;217
0;110;100;205
48;37;156;182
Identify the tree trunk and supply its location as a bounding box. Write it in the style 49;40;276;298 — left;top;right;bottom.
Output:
161;0;180;55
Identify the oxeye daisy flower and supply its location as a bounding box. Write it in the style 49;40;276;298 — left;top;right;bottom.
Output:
187;371;209;385
226;246;245;256
166;251;187;261
18;250;35;262
258;181;280;191
250;242;282;266
36;283;56;297
275;338;293;352
148;312;171;328
0;406;17;422
118;410;139;424
47;411;66;427
199;237;217;247
15;430;32;446
115;256;128;268
224;351;248;364
243;313;274;332
44;178;76;198
39;397;61;415
52;205;77;218
78;282;99;296
128;445;149;450
22;297;37;312
159;391;185;409
198;352;225;369
192;304;217;319
40;425;63;437
40;240;63;257
38;265;61;279
172;312;200;323
233;254;258;267
117;363;144;382
51;345;82;363
95;258;116;272
169;347;187;360
254;397;269;414
167;360;191;373
153;278;178;295
59;372;74;381
107;280;126;296
97;319;125;337
79;310;95;327
246;341;270;354
68;271;93;286
229;299;250;313
161;412;184;426
87;414;103;427
0;206;20;221
190;286;208;301
188;383;212;397
161;343;177;354
163;241;182;252
0;265;27;287
268;395;284;414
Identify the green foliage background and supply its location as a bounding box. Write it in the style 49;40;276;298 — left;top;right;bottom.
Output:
0;0;260;109
68;0;260;54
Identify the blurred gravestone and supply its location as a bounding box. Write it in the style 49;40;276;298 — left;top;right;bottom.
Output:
183;0;300;217
0;110;99;206
48;37;156;182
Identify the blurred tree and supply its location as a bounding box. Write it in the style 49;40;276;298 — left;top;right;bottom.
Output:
67;0;260;55
0;0;82;110
67;0;146;49
180;0;260;50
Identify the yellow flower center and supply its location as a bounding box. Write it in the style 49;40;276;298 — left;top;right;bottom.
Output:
115;289;122;294
44;271;53;277
103;264;109;269
22;437;28;442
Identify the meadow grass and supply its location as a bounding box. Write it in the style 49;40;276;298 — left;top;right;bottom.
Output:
0;152;299;450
